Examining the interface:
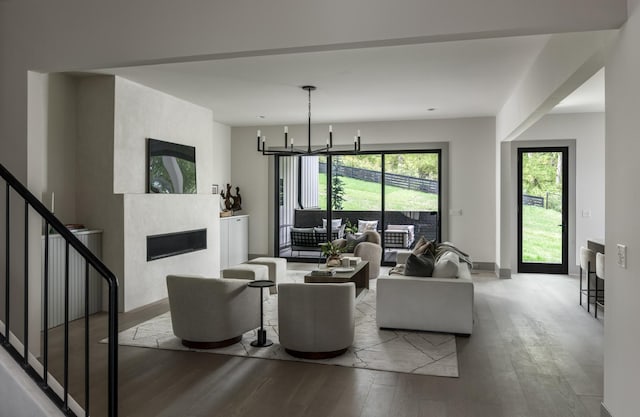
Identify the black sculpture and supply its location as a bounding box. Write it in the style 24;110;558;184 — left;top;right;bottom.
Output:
220;183;242;211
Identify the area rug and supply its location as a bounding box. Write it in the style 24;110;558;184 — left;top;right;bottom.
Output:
112;269;459;377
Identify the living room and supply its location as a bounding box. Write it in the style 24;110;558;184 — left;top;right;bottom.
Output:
0;1;636;417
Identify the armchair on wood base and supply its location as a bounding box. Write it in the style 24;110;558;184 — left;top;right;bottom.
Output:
166;275;260;348
278;282;355;359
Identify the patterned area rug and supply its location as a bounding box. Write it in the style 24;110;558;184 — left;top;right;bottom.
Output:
113;268;459;377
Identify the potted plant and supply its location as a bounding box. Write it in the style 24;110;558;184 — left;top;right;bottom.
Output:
321;241;343;267
344;219;358;235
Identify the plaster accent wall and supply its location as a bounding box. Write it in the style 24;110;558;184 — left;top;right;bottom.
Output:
603;0;640;415
123;194;218;311
76;75;226;311
113;77;222;311
114;77;215;194
516;112;605;269
231;117;496;264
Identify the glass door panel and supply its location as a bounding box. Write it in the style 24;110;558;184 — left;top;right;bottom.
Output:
383;152;440;264
279;155;325;260
517;148;568;273
329;155;382;237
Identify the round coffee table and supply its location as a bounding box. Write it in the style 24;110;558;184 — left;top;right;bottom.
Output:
247;280;275;347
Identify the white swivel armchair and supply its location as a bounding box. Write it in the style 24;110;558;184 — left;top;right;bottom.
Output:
166;275;260;348
278;283;355;359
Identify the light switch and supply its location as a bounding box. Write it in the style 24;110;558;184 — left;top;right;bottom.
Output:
617;244;627;269
449;209;463;216
582;209;591;217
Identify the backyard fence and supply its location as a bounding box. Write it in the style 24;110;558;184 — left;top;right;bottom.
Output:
319;162;439;194
522;192;562;211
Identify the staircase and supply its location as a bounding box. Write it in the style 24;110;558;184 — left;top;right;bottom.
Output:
0;163;118;417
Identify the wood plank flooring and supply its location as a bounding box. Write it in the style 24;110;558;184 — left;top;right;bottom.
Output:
44;270;604;417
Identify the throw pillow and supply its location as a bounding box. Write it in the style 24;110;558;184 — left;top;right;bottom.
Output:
322;218;342;229
404;252;435;277
412;237;434;256
357;219;378;233
432;251;460;278
344;233;367;252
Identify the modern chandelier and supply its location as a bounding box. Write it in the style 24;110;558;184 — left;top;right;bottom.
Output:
256;85;362;156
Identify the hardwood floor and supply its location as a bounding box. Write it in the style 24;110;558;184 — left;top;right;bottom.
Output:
45;270;603;417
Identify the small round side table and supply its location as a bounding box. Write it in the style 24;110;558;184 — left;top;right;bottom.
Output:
247;280;275;347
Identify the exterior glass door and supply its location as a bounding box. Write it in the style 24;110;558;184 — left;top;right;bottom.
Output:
517;147;568;273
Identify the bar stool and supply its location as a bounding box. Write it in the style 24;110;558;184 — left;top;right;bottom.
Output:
579;247;596;313
595;252;605;318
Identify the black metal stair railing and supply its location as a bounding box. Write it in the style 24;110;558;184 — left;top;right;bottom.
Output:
0;163;118;417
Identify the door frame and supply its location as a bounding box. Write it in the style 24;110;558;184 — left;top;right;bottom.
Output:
517;146;569;274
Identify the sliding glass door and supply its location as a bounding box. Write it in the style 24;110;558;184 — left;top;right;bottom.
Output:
383;152;440;263
276;150;441;263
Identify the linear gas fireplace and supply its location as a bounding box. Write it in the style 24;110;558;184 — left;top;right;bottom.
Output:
147;228;207;261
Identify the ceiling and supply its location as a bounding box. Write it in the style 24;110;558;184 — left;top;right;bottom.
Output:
550;68;605;114
96;34;603;127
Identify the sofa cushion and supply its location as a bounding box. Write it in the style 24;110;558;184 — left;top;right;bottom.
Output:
404;253;435;277
344;233;368;252
432;251;459;278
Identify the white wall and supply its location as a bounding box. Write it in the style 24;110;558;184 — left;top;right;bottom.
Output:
211;120;232;190
496;31;615;142
516;112;605;271
113;77;223;311
603;0;640;415
46;74;78;224
76;76;125;309
231;117;496;264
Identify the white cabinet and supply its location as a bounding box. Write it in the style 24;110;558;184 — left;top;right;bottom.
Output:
41;230;103;329
220;215;249;269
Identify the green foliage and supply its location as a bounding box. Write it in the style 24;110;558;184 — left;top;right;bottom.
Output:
521;152;562;201
149;156;196;194
522;205;562;263
320;241;343;257
331;175;345;210
338;153;439;180
318;174;438;211
344;219;358;234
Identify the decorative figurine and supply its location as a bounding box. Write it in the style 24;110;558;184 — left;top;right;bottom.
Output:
220;183;242;212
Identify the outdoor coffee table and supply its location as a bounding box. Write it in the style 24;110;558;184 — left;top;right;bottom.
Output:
304;261;369;296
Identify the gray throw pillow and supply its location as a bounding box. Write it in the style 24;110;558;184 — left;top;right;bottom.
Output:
344;233;367;252
404;253;435;277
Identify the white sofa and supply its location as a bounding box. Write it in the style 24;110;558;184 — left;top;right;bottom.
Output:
376;253;474;335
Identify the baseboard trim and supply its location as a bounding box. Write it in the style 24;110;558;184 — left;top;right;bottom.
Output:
601;402;612;417
496;267;512;279
472;262;495;271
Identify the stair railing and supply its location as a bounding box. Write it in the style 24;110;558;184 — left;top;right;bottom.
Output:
0;163;118;417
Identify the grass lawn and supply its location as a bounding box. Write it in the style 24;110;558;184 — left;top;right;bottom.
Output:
318;173;438;211
522;205;562;263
